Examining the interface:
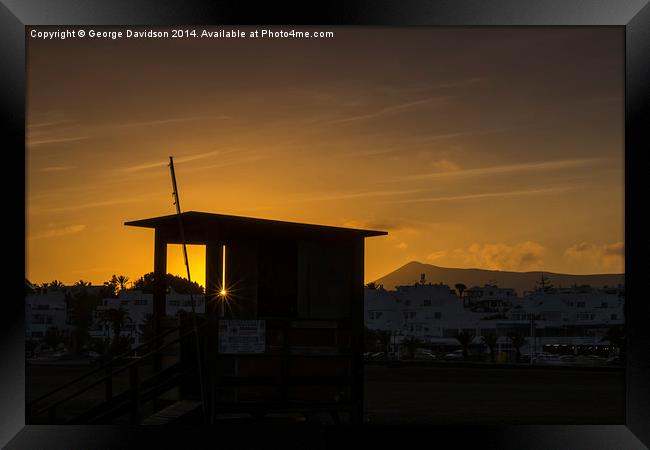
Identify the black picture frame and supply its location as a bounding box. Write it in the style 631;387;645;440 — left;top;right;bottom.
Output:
2;1;648;448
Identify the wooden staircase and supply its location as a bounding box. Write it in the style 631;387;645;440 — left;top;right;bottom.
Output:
28;323;203;425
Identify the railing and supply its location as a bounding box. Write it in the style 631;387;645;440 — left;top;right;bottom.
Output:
29;316;362;424
28;322;204;424
28;324;181;408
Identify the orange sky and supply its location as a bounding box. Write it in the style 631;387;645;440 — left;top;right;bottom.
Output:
26;26;624;287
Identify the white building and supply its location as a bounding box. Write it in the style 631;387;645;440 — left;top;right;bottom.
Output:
365;281;625;355
465;284;518;312
364;286;403;332
89;289;206;347
25;290;68;341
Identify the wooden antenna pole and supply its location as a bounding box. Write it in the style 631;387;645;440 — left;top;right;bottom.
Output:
169;156;207;422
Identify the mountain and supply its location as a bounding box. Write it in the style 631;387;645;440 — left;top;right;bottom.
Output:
373;261;624;295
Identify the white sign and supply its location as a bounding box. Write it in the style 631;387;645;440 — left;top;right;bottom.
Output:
218;320;266;354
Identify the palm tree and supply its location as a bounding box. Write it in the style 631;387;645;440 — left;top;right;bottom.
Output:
482;333;498;362
74;280;91;292
455;283;468;306
115;275;130;291
103;276;118;298
456;331;474;358
49;280;65;290
508;332;527;361
100;308;133;355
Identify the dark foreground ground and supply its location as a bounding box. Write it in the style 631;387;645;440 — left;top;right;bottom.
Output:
364;363;625;424
27;363;625;425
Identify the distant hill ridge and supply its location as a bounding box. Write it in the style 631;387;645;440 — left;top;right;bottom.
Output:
373;261;624;296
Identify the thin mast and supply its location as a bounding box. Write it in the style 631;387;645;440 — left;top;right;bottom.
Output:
169;155;207;422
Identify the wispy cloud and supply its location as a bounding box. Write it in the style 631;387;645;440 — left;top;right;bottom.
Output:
41;166;75;172
28;119;74;129
341;218;422;232
427;241;546;272
31;195;155;215
564;241;624;272
395;158;601;181
376;77;484;94
332;129;510;160
114;115;230;129
408;127;512;144
390;186;574;204
29;224;87;240
117;150;226;174
326;95;452;126
189;154;268;172
28;136;89;146
430;159;461;172
309;188;424;202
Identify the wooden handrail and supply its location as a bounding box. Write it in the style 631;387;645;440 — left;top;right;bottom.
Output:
28;323;185;408
34;326;199;417
32;316;357;423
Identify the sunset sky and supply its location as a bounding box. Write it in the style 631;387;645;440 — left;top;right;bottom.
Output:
26;27;624;287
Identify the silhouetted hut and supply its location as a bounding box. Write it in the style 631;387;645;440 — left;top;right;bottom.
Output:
125;211;386;423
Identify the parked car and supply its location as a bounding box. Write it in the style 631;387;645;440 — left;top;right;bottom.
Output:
414;351;437;360
605;356;623;365
443;350;464;360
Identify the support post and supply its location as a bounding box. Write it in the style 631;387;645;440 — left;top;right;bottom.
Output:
205;241;224;423
153;230;168;334
152;229;167;411
350;238;365;425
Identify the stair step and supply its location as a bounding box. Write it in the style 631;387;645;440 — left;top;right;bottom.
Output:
142;400;203;425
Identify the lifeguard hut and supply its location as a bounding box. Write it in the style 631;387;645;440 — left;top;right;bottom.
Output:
124;211;386;424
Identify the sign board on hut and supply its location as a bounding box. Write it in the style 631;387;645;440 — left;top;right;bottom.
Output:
218;320;266;354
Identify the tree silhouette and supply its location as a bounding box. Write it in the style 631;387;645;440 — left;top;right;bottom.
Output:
601;325;625;359
401;336;422;359
138;315;155;351
44;327;65;350
456;331;474;358
74;280;91;292
49;280;65;290
65;289;100;354
363;327;391;353
482;333;498;362
115;275;130;291
508;332;527;361
454;283;467;306
100;308;133;355
132;272;204;295
377;329;391;354
102;276;119;298
455;283;467;298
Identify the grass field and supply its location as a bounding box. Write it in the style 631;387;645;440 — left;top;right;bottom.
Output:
27;362;625;424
